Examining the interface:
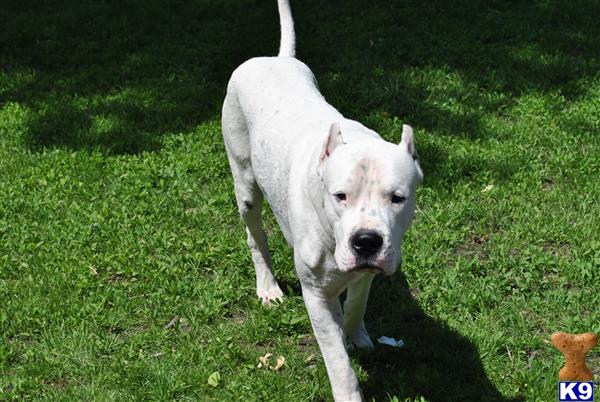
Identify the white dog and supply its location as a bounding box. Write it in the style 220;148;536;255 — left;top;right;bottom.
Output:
222;1;423;400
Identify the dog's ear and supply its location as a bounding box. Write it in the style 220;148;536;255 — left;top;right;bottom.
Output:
400;124;424;183
400;124;418;160
319;122;344;165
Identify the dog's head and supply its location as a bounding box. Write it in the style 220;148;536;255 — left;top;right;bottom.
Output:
318;123;423;275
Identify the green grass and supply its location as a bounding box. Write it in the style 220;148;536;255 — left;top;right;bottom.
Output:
1;0;599;401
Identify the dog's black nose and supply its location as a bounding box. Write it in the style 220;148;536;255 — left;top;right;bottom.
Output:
350;230;383;258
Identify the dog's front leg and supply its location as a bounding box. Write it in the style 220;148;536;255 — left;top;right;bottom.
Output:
344;274;375;350
302;287;363;402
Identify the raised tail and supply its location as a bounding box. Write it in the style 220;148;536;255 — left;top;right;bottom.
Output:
277;0;296;57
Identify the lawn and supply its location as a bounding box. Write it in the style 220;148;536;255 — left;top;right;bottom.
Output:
1;0;599;401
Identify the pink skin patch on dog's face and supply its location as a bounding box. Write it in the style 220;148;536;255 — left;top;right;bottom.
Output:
348;158;383;227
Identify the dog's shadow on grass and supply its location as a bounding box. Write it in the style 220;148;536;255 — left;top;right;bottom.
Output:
358;271;523;402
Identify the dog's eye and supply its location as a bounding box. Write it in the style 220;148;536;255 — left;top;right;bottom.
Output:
334;192;346;202
391;194;406;204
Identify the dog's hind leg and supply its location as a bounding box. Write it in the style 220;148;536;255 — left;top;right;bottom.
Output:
222;91;284;305
343;275;375;349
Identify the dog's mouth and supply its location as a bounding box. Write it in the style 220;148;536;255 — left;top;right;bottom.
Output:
348;262;384;274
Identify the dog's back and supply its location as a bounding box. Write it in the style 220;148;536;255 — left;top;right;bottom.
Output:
227;56;340;138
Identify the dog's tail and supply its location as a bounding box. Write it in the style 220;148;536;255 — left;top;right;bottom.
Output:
277;0;296;57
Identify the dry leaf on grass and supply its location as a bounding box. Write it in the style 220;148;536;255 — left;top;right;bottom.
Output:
207;371;220;387
270;355;285;371
257;353;285;370
304;353;316;364
257;352;272;368
481;184;494;193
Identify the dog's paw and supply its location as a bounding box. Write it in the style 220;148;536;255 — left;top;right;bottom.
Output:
257;285;284;306
348;325;375;350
